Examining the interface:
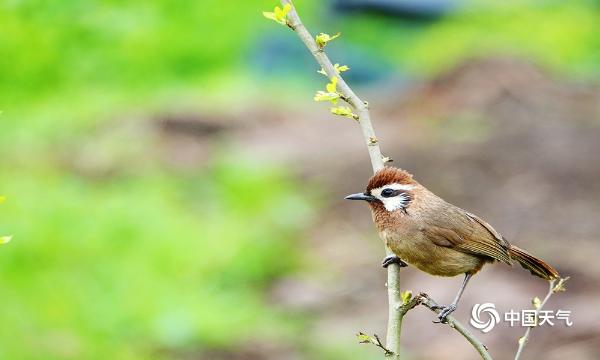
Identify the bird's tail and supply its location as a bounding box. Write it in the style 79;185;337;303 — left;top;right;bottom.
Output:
508;245;559;280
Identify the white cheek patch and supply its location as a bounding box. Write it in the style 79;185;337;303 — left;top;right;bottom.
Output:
381;194;411;211
371;183;414;212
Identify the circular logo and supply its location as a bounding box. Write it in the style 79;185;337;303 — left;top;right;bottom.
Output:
470;303;500;333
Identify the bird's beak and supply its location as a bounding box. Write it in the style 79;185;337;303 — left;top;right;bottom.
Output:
345;192;376;202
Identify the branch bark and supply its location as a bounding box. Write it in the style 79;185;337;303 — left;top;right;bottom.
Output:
278;0;405;357
514;278;566;360
418;294;493;360
279;0;383;173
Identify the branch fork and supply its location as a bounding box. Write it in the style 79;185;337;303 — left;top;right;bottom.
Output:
359;292;492;359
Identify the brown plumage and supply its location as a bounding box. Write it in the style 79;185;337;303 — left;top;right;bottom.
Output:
347;166;559;321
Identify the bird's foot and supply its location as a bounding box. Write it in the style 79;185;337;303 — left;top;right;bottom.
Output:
382;255;408;268
433;303;457;324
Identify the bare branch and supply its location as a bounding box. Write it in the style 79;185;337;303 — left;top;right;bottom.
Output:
514;277;568;360
418;293;493;360
279;0;384;173
277;0;404;357
363;292;493;359
357;332;394;357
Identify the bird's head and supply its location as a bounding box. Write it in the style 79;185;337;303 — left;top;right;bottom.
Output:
345;167;417;212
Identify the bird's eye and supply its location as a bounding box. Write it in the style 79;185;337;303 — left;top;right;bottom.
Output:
381;188;397;198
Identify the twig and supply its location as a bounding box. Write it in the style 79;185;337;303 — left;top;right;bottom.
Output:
357;332;394;357
419;293;493;360
514;277;568;360
279;0;384;173
277;0;404;357
360;293;492;359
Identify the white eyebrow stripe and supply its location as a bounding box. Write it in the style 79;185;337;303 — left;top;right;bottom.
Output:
386;183;415;191
371;183;414;194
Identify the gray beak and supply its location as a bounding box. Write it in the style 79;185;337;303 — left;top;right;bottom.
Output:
345;192;376;202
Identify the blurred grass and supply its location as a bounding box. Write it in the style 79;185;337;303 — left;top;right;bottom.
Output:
1;1;272;101
0;0;598;358
0;1;323;357
0;158;315;359
406;1;600;76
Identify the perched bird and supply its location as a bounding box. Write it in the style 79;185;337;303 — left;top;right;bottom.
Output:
345;166;559;322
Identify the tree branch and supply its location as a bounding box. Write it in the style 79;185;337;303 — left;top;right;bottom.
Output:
277;0;405;357
279;0;384;173
514;277;568;360
273;2;492;359
418;293;493;360
358;292;492;359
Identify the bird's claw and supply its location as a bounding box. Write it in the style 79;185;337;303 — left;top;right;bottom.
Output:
433;304;457;324
382;255;408;268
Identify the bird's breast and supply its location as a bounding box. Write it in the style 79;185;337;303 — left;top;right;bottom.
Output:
380;227;482;277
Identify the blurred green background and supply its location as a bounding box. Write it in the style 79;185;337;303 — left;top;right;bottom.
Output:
0;0;598;359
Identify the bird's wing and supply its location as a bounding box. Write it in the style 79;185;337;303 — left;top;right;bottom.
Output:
421;203;512;265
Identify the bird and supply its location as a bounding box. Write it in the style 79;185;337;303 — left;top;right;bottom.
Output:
345;166;559;322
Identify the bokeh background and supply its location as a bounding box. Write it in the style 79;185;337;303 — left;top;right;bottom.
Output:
1;0;599;359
